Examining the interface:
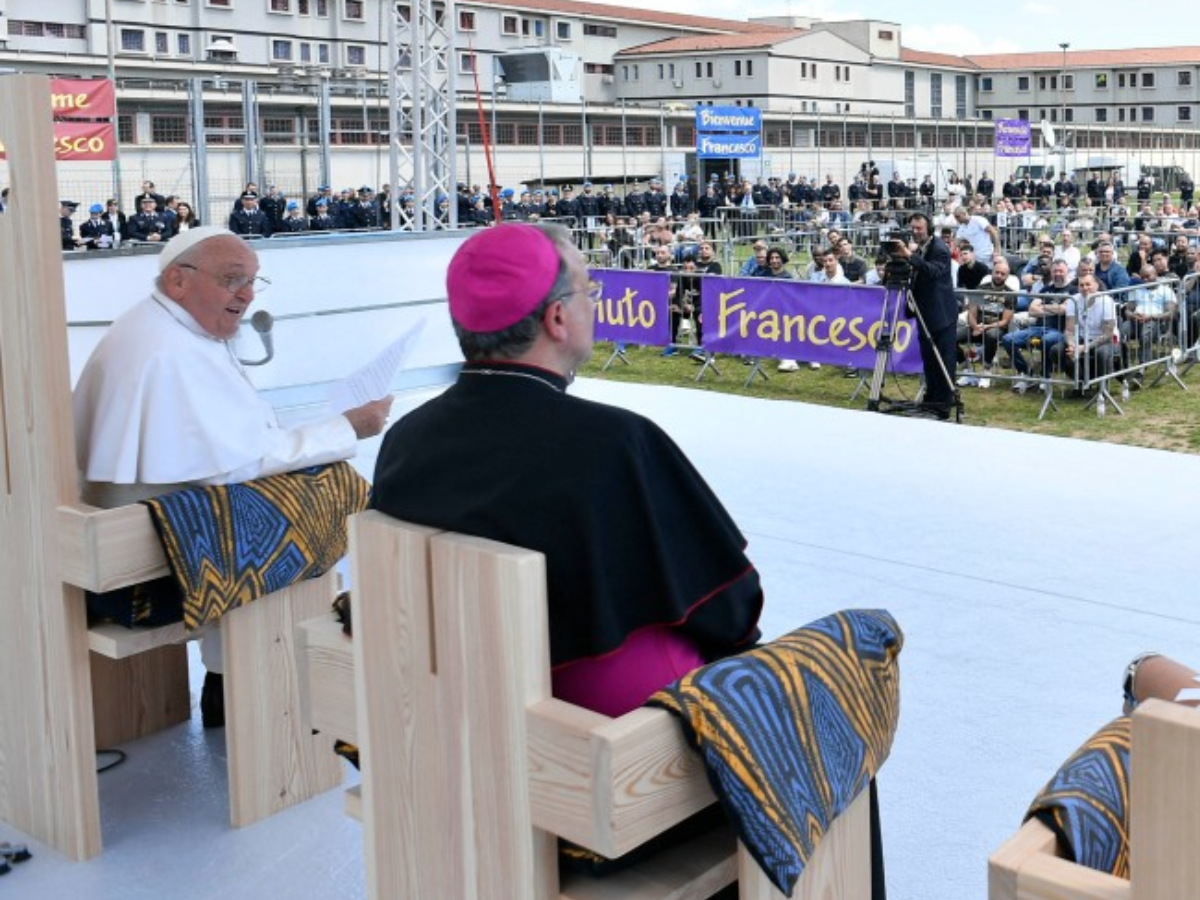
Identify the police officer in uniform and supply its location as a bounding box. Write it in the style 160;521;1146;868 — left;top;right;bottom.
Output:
60;200;81;250
310;198;338;231
127;196;168;242
228;192;273;237
79;203;117;250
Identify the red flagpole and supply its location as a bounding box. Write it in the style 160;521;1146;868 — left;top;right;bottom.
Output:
468;40;502;224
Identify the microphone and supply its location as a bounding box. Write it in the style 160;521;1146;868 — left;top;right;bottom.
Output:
237;309;275;366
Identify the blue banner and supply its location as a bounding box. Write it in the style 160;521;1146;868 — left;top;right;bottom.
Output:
994;119;1031;158
695;106;762;133
697;133;762;159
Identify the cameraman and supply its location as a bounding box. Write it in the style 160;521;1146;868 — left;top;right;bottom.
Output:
892;211;959;419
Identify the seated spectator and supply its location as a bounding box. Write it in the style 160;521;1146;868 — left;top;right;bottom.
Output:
1003;259;1071;394
1120;264;1177;384
1055;272;1119;387
1094;241;1131;291
809;247;847;285
1020;237;1056;289
739;240;769;277
957;258;1017;389
835;237;868;283
864;253;888;287
956;242;990;295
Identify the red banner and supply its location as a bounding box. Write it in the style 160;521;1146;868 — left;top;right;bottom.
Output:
52;121;118;161
50;77;116;120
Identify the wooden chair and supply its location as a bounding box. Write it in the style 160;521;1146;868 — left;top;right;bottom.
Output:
989;700;1200;900
0;74;339;860
344;510;873;900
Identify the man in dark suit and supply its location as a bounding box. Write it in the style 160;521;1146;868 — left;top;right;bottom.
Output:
127;196;168;242
228;192;272;237
895;211;959;419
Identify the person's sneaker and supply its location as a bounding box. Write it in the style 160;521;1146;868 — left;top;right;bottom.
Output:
1012;379;1031;395
956;374;977;387
808;361;822;370
201;672;225;729
978;368;992;390
660;346;678;357
777;359;799;372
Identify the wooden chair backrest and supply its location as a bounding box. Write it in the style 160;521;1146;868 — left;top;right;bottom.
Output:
349;510;728;900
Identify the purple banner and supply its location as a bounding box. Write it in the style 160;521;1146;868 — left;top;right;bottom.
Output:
994;118;1031;158
589;268;672;345
699;278;924;373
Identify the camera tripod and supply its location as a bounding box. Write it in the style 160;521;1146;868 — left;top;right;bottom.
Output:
865;273;964;423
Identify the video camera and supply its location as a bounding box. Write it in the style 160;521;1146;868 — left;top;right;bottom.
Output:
880;228;914;286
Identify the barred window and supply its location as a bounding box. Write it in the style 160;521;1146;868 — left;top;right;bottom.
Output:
583;23;616;37
151;114;188;143
517;123;538;144
262;116;296;144
204;113;245;145
118;114;135;144
270;0;290;10
561;123;581;145
121;29;145;51
495;122;515;145
178;33;191;54
458;120;484;144
346;44;366;65
344;0;363;19
273;39;293;60
676;125;695;146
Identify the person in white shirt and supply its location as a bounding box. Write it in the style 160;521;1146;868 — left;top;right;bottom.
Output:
1059;272;1119;387
1053;229;1081;280
953;206;1001;266
1121;264;1177;378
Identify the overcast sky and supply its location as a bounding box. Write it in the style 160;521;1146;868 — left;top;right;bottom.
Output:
651;0;1199;55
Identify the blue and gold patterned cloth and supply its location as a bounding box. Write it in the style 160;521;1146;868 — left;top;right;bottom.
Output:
1026;717;1131;880
143;462;369;630
648;609;902;896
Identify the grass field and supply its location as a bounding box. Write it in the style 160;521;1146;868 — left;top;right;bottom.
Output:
580;341;1200;454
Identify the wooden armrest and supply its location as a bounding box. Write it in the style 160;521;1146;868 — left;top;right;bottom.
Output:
527;699;714;859
295;614;356;742
989;819;1129;900
87;621;186;659
58;503;168;592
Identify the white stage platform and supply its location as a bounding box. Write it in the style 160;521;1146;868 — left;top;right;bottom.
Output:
3;378;1197;900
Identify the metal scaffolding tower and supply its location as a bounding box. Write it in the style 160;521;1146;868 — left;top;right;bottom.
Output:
388;0;457;230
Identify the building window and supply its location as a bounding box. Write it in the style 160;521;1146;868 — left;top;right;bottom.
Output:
1038;76;1046;91
621;64;628;81
298;0;309;12
583;23;616;37
344;0;363;19
668;62;675;79
632;64;638;80
150;114;187;143
657;64;665;80
980;109;992;119
1049;109;1057;123
904;70;914;117
300;43;311;62
583;63;612;75
745;59;753;77
178;33;190;54
1017;109;1028;120
458;10;474;30
316;0;327;14
346;44;365;65
1118;108;1126;123
801;62;807;78
1065;109;1073;122
207;0;232;7
534;20;544;37
272;39;293;60
1017;75;1030;91
1096;108;1107;123
979;75;993;92
734;60;741;77
458;52;476;74
930;72;942;118
1179;71;1193;87
318;43;329;62
262;116;296;144
1143;107;1154;121
956;74;966;119
555;21;570;40
695;61;702;78
120;29;145;51
501;14;518;34
878;29;894;40
706;61;713;77
118;114;135;143
1142;72;1155;88
1063;74;1073;89
155;31;169;53
835;66;840;82
1096;73;1108;89
1181;106;1193;122
270;0;290;11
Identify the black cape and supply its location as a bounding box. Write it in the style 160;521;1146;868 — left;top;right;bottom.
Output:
369;361;763;669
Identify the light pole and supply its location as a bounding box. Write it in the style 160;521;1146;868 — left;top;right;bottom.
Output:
1059;42;1069;174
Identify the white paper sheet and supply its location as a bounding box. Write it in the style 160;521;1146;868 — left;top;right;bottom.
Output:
328;320;427;413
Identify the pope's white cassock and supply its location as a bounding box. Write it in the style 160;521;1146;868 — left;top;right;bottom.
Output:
74;291;355;508
73;227;360;672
